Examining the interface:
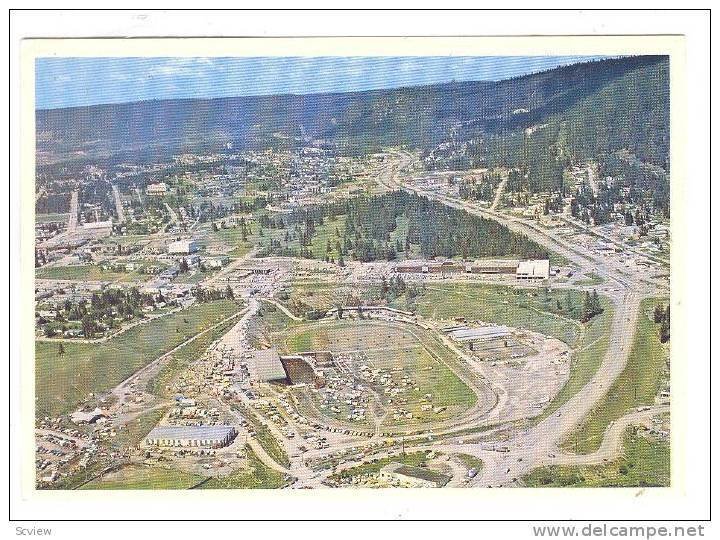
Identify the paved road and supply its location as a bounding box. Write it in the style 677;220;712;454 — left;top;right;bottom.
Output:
490;172;509;211
111;184;125;223
67;190;79;232
261;298;303;321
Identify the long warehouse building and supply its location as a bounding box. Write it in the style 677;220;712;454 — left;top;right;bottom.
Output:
145;425;237;448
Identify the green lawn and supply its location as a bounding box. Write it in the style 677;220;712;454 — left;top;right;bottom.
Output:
35;300;241;419
284;281;380;317
523;428;670;487
575;272;605;286
81;464;205;490
108;407;168;450
196;223;255;256
147;315;240;398
247;303;301;349
197;445;289;489
562;298;669;454
104;235;152;247
308;215;347;260
252;424;290;469
233;404;290;468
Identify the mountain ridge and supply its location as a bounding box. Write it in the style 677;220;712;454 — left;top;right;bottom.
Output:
36;55;669;165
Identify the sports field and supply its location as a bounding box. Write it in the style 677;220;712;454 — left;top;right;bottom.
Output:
278;320;478;426
35;300;241;419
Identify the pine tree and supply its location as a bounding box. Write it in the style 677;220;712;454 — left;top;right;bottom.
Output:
565;291;574;316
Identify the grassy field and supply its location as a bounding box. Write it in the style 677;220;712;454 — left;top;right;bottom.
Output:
308;215;347;260
279;320;477;426
35;300;241;419
523;428;670;487
197;445;289;489
81;464;205;490
252;424;290;469
405;284;584;346
283;281;380;317
561;298;669;454
331;451;432;481
35;212;69;224
455;453;484;472
195;223;255;256
103;234;152;247
35;264;148;283
574;272;605;286
247;303;301;349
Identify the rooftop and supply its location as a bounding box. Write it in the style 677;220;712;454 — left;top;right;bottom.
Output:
145;425;236;441
450;326;511;341
516;259;550;277
252;349;288;381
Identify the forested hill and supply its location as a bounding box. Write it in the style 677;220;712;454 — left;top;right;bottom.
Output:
37;55;668;164
258;190;549;263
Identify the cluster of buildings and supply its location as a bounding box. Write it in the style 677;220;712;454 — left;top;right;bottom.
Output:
395;258;551;280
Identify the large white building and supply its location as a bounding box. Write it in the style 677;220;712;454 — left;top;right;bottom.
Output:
144;425;237;448
516;259;551;280
82;220;113;230
146;182;168;196
168;239;198;255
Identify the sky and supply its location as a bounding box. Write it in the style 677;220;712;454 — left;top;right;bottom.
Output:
36;55;608;110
